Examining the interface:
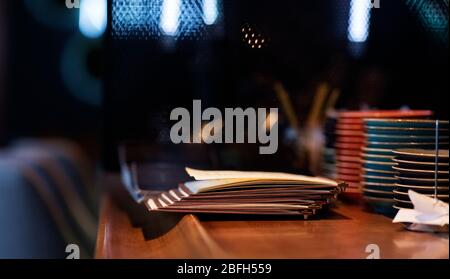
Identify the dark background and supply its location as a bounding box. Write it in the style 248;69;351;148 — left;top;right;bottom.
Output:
0;0;448;169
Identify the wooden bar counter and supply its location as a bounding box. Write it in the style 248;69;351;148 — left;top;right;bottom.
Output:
95;174;449;259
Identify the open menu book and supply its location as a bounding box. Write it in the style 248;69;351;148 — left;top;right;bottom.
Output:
145;168;347;217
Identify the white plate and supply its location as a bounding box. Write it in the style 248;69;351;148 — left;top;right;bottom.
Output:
363;188;394;195
395;183;449;190
392;149;449;159
396;176;449;182
393;166;449;175
392;158;449;167
363;167;396;175
393;190;449;198
362;175;397;181
362;181;396;187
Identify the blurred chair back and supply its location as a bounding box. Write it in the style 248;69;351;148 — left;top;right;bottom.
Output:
0;139;97;258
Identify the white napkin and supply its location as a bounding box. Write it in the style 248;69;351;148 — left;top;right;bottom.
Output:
393;190;449;227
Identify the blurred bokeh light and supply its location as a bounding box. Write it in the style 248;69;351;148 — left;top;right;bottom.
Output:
79;0;108;39
348;0;372;43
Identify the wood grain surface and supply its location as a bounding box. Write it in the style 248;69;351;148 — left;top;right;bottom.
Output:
96;174;449;259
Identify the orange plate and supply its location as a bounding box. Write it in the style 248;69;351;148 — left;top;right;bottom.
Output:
337;155;362;163
338;118;364;125
336;161;361;170
336;149;362;157
336;123;364;131
338;110;433;119
335;142;365;150
335;129;364;137
338;168;362;176
335;136;365;144
337;174;361;183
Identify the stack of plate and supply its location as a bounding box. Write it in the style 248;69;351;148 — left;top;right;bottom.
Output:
335;110;433;198
322;148;337;179
392;149;449;210
361;147;397;213
362;119;449;212
322;115;337;179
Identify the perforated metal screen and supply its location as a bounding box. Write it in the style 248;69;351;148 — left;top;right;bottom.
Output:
112;0;221;40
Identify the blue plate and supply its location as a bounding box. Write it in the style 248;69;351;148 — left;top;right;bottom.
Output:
364;196;397;215
393;166;449;179
392;158;449;171
393;190;449;199
363;160;395;172
394;200;414;209
366;142;448;149
362;153;393;163
363;189;394;199
394;186;449;196
362;175;396;184
365;119;449;129
394;193;449;204
362;147;393;156
366;134;449;143
395;175;449;186
363;168;396;177
392;149;449;163
363;182;396;192
366;126;449;136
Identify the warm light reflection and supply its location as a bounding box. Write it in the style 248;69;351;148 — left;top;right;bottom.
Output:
265;111;279;132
